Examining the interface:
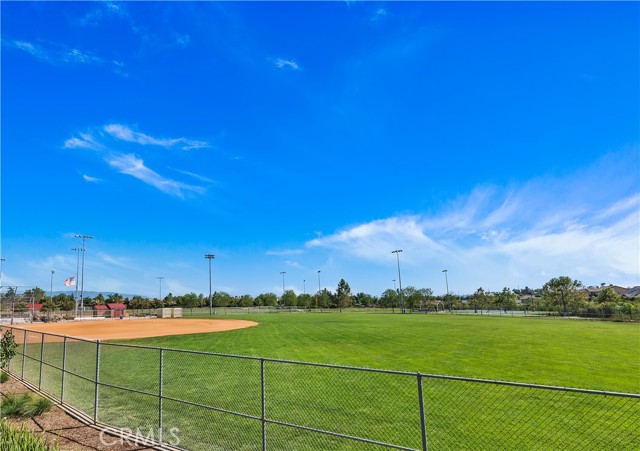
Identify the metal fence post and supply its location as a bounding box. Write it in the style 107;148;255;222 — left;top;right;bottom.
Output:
261;358;267;451
159;348;164;444
61;337;67;403
94;340;101;424
21;330;26;381
417;373;428;451
38;333;45;390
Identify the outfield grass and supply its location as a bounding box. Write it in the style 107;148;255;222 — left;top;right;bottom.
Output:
6;314;640;450
125;312;640;393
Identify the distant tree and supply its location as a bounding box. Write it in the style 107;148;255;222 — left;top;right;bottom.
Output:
496;287;518;312
24;288;46;302
179;293;200;310
14;299;28;312
469;288;488;314
380;289;399;310
297;293;312;308
542;276;586;315
353;292;374;307
212;291;233;307
442;293;458;311
107;293;123;304
621;302;637;320
41;298;57;317
403;286;420;311
58;294;75;312
281;290;297;307
129;296;147;311
314;289;332;309
238;294;254;307
255;293;277;307
94;293;105;305
163;293;176;307
596;287;622;304
335;279;352;312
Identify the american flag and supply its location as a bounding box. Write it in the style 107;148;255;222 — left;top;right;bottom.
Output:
64;277;76;287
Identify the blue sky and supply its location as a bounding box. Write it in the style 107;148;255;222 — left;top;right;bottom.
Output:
2;1;638;298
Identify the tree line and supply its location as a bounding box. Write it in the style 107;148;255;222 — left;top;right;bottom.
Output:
3;276;638;320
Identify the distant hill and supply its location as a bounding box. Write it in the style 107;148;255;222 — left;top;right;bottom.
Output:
52;291;148;299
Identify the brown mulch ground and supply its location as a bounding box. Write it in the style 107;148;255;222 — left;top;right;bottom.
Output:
1;376;155;450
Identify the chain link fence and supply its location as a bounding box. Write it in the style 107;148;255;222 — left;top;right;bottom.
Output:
2;325;639;450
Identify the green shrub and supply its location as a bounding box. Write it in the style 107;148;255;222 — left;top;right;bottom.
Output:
21;396;53;418
0;371;8;383
0;419;58;450
0;330;17;371
0;393;53;418
1;393;31;417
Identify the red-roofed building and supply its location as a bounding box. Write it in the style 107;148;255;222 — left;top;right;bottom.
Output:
28;303;43;311
94;304;109;318
107;303;127;318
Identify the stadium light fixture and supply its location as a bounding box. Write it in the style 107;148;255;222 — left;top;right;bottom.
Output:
74;234;94;320
158;277;164;307
204;254;215;315
71;248;83;318
442;269;450;312
392;250;404;313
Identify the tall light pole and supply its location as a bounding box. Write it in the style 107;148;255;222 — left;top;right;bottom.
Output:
392;250;404;313
442;269;450;312
75;234;94;319
317;270;321;293
204;254;215;315
393;279;397;291
157;277;164;307
280;271;286;295
50;270;55;314
71;248;82;318
0;258;4;322
303;279;306;296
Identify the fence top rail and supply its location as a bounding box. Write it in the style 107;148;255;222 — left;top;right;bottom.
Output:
3;325;639;398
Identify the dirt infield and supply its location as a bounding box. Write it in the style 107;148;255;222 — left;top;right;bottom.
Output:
11;318;258;341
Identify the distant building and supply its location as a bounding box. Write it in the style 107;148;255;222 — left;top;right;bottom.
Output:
93;303;126;318
586;285;628;298
623;286;640;299
107;303;127;318
94;304;109;317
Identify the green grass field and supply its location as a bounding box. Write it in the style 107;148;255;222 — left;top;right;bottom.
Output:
6;313;640;450
128;312;640;392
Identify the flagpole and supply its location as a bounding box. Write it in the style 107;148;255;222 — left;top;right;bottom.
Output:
72;248;82;319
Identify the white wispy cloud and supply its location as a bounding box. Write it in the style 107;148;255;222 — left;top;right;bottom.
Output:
82;175;102;183
64;124;212;197
274;58;301;71
3;40;123;68
64;132;103;150
306;151;640;288
106;153;204;198
173;33;191;48
371;8;388;22
170;168;215;183
104;124;210;150
265;249;304;256
5;39;125;75
77;1;128;27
